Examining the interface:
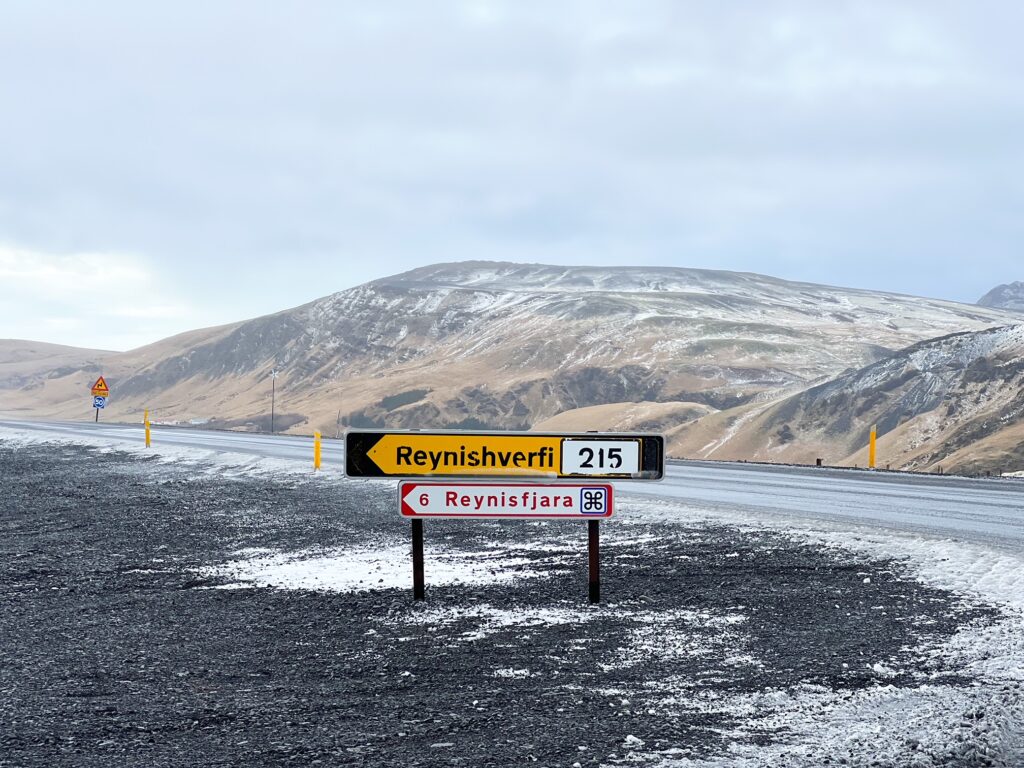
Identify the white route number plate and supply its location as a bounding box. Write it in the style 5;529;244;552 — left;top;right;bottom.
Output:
560;439;641;476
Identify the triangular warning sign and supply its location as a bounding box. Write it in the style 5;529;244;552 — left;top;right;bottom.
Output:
91;376;110;396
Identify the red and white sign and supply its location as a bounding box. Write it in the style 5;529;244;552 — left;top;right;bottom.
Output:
399;482;614;519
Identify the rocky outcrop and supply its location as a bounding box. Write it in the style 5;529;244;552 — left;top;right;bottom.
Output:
978;282;1024;311
695;325;1024;474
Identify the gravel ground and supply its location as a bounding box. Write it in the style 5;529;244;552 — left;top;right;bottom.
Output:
0;442;1017;767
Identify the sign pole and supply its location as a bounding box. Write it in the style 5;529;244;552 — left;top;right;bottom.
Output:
95;406;99;423
588;520;600;604
411;519;425;601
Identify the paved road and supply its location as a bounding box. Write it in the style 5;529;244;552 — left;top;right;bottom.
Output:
626;460;1024;550
2;418;1022;549
0;419;346;465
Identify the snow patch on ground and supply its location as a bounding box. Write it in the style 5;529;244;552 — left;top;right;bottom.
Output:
610;609;753;671
203;544;554;592
403;603;601;642
639;682;1019;767
138;448;325;481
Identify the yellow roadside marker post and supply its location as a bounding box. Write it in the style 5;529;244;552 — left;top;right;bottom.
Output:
869;424;877;469
314;431;322;471
144;410;152;448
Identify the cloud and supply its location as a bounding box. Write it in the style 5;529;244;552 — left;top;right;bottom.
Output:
0;0;1022;347
0;245;203;350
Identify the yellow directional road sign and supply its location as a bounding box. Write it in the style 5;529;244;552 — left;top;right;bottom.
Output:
345;430;664;480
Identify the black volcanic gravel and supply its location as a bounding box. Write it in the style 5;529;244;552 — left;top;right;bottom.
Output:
0;442;1012;767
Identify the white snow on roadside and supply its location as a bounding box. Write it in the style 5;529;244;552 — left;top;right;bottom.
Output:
0;425;335;481
140;449;321;480
203;544;556;592
612;495;1024;767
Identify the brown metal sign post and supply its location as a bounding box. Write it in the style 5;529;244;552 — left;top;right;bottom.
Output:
411;518;425;600
412;518;602;603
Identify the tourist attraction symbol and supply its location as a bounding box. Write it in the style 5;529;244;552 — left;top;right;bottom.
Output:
398;482;613;519
346;430;664;480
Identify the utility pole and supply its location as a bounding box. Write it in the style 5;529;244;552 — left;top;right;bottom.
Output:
270;369;278;435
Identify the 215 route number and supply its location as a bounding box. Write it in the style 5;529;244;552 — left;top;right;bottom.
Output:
560;439;640;476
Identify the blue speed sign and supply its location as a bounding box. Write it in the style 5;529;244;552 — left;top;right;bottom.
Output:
93;396;107;409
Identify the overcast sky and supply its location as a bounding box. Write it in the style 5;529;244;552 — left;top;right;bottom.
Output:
2;1;1022;350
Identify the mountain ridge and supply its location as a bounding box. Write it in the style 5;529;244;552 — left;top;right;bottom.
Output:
1;261;1021;473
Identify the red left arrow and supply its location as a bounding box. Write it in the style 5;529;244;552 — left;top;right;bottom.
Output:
400;483;420;516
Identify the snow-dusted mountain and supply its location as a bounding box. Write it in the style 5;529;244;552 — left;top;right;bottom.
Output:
978;281;1024;312
674;325;1024;474
2;263;1020;463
